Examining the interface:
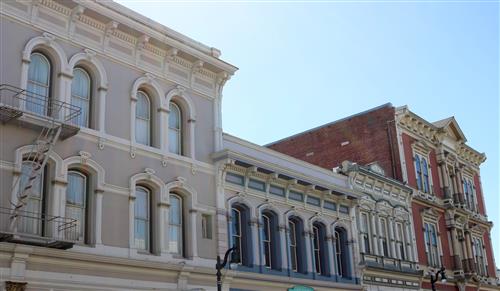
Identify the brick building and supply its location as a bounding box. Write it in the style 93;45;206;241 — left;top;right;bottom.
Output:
268;103;499;291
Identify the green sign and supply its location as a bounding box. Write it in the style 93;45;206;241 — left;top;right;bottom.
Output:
288;286;314;291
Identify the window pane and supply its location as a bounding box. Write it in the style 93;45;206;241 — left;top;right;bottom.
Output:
67;172;86;205
136;92;150;119
135;219;147;250
136;119;150;145
135;188;149;219
169;102;181;129
27;53;50;115
169;195;181;224
169;225;181;254
71;68;91;127
168;128;180;154
232;209;240;235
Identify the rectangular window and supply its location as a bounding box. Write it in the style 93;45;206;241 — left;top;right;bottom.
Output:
289;190;304;202
424;222;440;267
473;237;487;276
414;153;431;194
248;178;265;191
134;187;150;251
202;214;212;239
396;222;406;260
324;200;337;211
225;172;245;186
380;218;389;257
289;221;298;272
323;201;337;211
269;185;285;197
339;205;349;214
307;196;320;206
360;212;371;254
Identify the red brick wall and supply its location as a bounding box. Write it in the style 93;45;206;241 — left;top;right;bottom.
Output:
421;281;458;291
402;133;416;187
429;149;443;198
483;232;496;277
412;203;427;264
268;105;402;180
474;174;486;216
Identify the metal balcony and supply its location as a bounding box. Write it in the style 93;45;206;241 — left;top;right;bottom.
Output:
0;84;81;139
0;206;78;249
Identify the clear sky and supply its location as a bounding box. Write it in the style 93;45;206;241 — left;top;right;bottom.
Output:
116;0;500;265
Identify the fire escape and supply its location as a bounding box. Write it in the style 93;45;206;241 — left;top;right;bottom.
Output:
0;84;81;249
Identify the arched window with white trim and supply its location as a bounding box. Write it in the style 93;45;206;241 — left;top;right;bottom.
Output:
135;91;151;146
230;203;252;267
71;68;91;127
168;102;182;155
288;216;306;273
334;227;350;278
261;210;280;270
169;193;183;256
66;171;88;242
27;52;51;115
18;160;45;235
312;222;329;276
134;186;150;251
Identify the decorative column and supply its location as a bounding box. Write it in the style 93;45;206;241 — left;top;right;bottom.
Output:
159;202;170;255
449;227;462;270
279;224;288;271
464;229;475;273
94;189;104;245
375;212;383;256
188;119;196;159
189;209;198;258
97;87;107;133
327;234;336;278
159;106;169;153
304;228;313;273
439;161;451;199
370;211;379;255
250;217;260;267
455;168;465;205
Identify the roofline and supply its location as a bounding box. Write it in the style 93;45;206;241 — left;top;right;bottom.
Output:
90;0;238;73
265;103;394;147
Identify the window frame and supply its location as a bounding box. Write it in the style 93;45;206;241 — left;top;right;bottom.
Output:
360;212;371;254
135;90;152;146
27;52;51;116
168;193;183;256
66;170;88;242
423;221;440;267
134;186;151;252
288;220;298;272
70;67;92;127
414;152;432;194
168;102;183;155
262;213;272;268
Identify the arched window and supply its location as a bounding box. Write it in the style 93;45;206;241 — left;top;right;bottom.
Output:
135;91;151;146
169;193;183;256
71;68;91;127
334;227;350;278
230;204;252;267
414;155;422;191
168;102;182;155
134;186;150;251
312;222;329;276
66;171;88;242
27;52;51;115
18;160;45;235
288;216;306;273
261;211;280;270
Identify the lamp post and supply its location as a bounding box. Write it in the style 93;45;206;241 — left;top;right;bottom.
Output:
216;246;237;291
430;267;447;291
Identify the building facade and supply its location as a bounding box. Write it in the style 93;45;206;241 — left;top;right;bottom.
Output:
0;0;237;290
269;104;499;291
212;134;362;291
339;161;422;290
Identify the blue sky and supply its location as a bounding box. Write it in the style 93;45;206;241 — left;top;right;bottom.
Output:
116;0;499;264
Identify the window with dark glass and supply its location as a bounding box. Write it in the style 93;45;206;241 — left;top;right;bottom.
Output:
396;222;406;260
288;216;306;273
380;218;389;257
312;222;329;276
415;153;431;193
360;212;371;254
230;204;252;267
262;214;272;268
424;222;440;267
335;227;350;278
248;178;265;192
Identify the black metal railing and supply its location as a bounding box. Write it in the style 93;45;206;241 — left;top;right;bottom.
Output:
0;84;81;123
0;206;78;243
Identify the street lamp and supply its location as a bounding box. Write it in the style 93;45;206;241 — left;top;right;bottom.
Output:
430;267;447;291
216;246;237;291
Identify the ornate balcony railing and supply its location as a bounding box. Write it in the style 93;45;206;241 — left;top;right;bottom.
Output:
0;206;77;249
361;253;421;274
